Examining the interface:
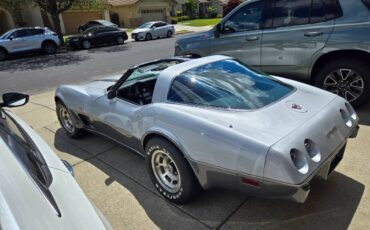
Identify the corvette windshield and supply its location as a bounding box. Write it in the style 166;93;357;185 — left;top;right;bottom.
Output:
168;59;294;110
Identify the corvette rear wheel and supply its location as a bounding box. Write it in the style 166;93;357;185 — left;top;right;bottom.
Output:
146;138;200;204
56;102;86;138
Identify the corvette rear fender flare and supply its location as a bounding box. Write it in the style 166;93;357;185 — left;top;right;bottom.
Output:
141;129;204;186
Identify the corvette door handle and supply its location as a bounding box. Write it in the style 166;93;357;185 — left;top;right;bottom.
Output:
304;31;324;37
246;36;259;41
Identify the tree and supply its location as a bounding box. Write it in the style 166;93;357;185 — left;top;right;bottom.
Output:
223;0;241;17
185;0;198;19
32;0;106;45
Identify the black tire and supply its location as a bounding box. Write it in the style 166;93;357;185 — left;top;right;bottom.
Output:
314;58;370;108
56;101;86;138
42;41;57;54
117;36;125;45
0;48;7;61
82;40;91;49
167;30;173;38
145;33;152;41
146;138;200;204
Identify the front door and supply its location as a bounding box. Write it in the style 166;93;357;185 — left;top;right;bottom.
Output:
261;0;335;79
210;0;266;68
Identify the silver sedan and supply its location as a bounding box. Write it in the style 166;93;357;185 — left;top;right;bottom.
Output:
131;21;175;41
55;55;359;204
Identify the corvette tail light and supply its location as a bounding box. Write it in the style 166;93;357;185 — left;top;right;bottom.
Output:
290;149;309;174
241;177;260;187
340;109;352;127
345;103;357;120
304;139;321;162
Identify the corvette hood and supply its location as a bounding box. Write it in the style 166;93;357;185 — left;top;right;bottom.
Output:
167;79;337;147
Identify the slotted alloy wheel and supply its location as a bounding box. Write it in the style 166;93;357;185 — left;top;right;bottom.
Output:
323;68;364;102
151;149;181;193
59;107;75;133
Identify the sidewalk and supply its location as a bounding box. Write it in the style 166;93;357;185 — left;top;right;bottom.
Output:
9;90;370;230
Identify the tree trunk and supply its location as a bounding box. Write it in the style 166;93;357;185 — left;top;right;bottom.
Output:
51;14;64;46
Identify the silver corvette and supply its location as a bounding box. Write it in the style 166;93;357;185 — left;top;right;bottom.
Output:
55;55;359;204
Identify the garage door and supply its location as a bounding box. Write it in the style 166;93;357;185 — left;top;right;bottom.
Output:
141;9;165;22
62;11;102;34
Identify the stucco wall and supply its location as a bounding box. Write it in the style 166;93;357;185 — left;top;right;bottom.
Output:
20;5;44;27
110;0;172;28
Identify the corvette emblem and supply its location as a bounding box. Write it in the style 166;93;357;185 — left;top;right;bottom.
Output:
286;101;308;113
291;103;302;110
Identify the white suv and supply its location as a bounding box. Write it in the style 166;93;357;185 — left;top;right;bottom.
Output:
0;27;61;61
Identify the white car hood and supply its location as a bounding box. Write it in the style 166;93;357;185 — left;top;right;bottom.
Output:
132;28;150;33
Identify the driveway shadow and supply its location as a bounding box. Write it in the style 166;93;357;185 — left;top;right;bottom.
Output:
0;52;90;72
53;128;364;229
86;44;130;53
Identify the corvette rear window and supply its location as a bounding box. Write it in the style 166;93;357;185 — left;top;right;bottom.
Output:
168;59;294;110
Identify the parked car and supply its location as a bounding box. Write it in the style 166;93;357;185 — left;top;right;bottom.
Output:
0;27;60;61
66;26;128;50
55;55;359;204
0;92;111;229
78;20;118;33
132;21;175;41
175;0;370;107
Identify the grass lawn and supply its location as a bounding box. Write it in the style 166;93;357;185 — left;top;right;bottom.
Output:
180;18;221;27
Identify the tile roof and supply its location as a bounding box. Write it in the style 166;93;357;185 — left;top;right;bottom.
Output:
107;0;140;6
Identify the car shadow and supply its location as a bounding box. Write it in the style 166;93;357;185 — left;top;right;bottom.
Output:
0;52;90;72
53;128;364;230
87;44;130;53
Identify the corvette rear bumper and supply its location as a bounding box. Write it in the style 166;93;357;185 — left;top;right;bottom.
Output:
236;141;348;203
191;139;350;204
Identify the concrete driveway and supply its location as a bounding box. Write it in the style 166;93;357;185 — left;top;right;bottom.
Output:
9;90;370;230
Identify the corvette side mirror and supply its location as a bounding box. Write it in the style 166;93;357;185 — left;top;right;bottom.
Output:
107;90;117;100
0;92;29;108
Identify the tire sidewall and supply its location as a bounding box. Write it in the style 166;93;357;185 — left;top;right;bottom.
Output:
145;139;196;204
117;36;124;44
146;33;152;41
0;49;6;61
315;59;370;108
82;40;91;49
56;102;78;138
167;31;173;38
43;42;56;54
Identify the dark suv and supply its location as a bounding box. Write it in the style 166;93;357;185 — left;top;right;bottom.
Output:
175;0;370;107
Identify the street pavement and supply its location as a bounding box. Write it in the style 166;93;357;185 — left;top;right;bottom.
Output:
7;90;370;230
0;33;190;95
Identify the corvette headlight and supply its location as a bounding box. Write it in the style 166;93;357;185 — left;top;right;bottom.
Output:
340;109;352;127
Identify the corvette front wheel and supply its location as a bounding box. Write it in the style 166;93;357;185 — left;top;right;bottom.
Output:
56;102;86;138
145;138;200;204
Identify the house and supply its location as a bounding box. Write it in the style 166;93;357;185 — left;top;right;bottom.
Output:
107;0;176;28
175;0;228;18
0;4;44;34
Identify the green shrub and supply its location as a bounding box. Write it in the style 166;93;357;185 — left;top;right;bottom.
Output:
178;16;190;22
171;18;178;24
176;10;183;17
217;14;223;18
